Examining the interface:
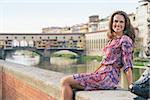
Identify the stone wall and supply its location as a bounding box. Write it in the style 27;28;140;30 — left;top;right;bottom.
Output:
0;60;64;100
0;60;137;100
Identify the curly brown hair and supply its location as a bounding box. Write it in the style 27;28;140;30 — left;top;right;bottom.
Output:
107;11;135;43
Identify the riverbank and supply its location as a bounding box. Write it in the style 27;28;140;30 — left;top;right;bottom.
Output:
52;52;149;67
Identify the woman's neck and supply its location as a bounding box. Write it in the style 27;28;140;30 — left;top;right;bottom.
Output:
113;32;123;38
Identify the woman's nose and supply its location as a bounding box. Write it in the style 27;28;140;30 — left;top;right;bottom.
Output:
116;22;120;25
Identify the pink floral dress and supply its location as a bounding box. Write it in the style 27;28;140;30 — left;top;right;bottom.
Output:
73;35;133;90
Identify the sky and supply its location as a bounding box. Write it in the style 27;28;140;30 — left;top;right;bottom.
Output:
0;0;139;33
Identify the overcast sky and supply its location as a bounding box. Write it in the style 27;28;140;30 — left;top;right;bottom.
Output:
0;0;139;33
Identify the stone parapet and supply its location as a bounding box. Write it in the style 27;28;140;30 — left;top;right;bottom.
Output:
0;60;138;100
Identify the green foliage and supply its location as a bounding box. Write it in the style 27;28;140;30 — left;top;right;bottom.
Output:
32;52;38;56
133;48;140;58
51;53;62;57
133;57;149;62
51;53;78;59
133;68;141;81
61;54;77;59
133;57;149;66
133;62;144;66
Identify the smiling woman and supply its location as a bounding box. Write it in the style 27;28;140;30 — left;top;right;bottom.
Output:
60;10;136;100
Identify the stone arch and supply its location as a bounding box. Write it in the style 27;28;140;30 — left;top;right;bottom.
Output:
28;40;35;47
12;39;20;47
20;40;28;47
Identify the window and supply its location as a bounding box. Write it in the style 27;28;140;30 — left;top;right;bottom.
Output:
133;16;135;21
71;36;73;40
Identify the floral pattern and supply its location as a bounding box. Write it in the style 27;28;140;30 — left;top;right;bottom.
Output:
73;35;133;90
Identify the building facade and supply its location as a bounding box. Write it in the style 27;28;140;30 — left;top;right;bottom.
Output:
136;0;150;48
0;33;85;50
85;31;107;56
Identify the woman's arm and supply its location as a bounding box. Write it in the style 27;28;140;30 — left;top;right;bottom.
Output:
121;36;134;88
124;67;133;87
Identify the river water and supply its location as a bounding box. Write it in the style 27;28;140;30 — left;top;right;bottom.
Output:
6;54;100;74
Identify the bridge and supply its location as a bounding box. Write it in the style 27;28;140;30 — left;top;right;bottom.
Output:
0;33;86;64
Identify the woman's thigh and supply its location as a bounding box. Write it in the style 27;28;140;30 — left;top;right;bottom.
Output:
62;75;84;89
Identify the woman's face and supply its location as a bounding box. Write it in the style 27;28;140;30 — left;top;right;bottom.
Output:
112;14;125;35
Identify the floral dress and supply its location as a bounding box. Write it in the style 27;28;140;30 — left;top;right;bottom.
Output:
73;35;133;90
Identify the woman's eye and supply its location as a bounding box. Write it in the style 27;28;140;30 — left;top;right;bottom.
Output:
114;20;118;23
120;21;124;23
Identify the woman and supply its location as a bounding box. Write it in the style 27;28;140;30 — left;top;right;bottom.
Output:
60;10;135;100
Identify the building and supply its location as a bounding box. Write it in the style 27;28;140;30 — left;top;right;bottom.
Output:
98;17;109;31
42;27;62;33
71;23;88;33
61;27;72;33
88;15;100;32
136;0;150;48
85;31;107;56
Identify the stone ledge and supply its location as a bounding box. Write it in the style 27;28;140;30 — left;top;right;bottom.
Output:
75;90;137;100
0;60;138;100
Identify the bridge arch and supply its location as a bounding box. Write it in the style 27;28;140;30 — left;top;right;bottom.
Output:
11;47;44;56
28;40;35;47
12;39;20;47
49;49;85;57
3;47;51;65
51;50;79;57
20;40;28;47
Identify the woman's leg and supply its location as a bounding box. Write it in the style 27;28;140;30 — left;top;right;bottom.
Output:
60;75;84;100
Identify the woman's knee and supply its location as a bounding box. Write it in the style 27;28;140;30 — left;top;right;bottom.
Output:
60;75;84;89
60;75;72;86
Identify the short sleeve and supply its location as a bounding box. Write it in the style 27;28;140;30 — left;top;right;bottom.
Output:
121;36;133;72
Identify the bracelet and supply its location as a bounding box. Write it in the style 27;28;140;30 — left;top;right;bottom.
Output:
129;83;133;90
